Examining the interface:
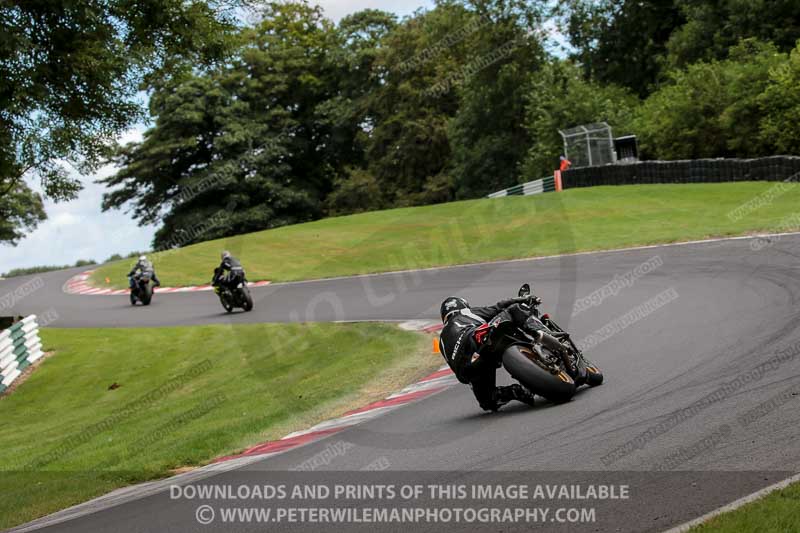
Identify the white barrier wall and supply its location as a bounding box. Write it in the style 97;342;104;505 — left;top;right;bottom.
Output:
0;315;43;394
487;175;558;198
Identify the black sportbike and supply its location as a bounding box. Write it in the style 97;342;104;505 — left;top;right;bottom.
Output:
492;284;603;403
213;278;254;313
129;272;154;306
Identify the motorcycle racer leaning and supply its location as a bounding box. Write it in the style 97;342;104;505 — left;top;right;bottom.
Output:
438;295;546;412
127;255;160;288
212;251;246;290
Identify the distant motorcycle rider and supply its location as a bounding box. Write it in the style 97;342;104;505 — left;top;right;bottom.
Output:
128;255;160;288
438;295;545;412
212;251;246;290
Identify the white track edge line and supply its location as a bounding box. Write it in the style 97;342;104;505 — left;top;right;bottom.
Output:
662;471;800;533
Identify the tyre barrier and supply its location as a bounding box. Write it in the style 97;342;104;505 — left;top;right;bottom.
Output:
561;156;800;189
0;315;43;394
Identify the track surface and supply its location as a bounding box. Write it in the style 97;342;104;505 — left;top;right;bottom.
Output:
3;234;800;532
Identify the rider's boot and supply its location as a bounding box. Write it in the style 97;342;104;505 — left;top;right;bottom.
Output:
496;384;536;408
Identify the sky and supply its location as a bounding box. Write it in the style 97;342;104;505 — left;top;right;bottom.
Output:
317;0;431;22
8;0;604;273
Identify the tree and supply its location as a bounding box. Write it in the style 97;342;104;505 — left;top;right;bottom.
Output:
759;41;800;155
634;40;785;160
101;1;350;249
667;0;800;68
447;0;547;198
562;0;685;97
320;9;398;214
352;2;476;209
520;60;638;181
339;0;547;203
0;0;241;245
0;181;46;245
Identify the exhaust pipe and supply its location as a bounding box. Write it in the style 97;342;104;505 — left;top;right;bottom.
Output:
535;330;565;353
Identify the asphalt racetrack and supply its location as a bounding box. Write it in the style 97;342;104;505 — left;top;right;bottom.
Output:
3;233;800;532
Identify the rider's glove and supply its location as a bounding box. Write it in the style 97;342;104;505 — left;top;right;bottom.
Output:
498;296;543;309
496;296;529;308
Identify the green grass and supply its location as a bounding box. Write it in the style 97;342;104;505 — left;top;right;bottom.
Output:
91;182;800;289
690;481;800;532
0;324;436;530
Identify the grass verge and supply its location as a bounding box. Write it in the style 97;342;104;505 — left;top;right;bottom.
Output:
0;323;438;530
690;481;800;532
91;182;800;288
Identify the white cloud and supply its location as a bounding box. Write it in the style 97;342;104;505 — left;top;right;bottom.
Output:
50;212;81;226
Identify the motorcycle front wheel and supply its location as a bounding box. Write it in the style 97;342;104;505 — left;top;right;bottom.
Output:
241;286;254;312
502;345;576;404
141;284;153;306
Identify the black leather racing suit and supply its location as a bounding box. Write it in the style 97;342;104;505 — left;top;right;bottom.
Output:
438;299;541;411
212;256;246;290
128;260;160;288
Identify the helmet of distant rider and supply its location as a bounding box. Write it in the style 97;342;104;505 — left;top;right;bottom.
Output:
221;250;231;260
139;255;147;262
440;297;469;323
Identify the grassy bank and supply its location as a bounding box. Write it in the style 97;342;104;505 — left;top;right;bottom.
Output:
691;480;800;532
91;182;800;288
0;323;436;529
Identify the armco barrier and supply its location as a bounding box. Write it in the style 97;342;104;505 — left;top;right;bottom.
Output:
488;175;557;198
0;315;43;394
561;156;800;189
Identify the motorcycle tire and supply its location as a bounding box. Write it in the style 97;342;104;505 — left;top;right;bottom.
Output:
502;345;576;404
141;284;153;306
242;286;254;312
130;291;137;306
220;295;234;313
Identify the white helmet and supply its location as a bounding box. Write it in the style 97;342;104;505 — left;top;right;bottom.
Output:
221;250;231;260
139;255;147;262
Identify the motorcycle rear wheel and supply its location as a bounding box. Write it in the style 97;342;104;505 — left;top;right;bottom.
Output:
585;365;604;387
502;345;576;404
